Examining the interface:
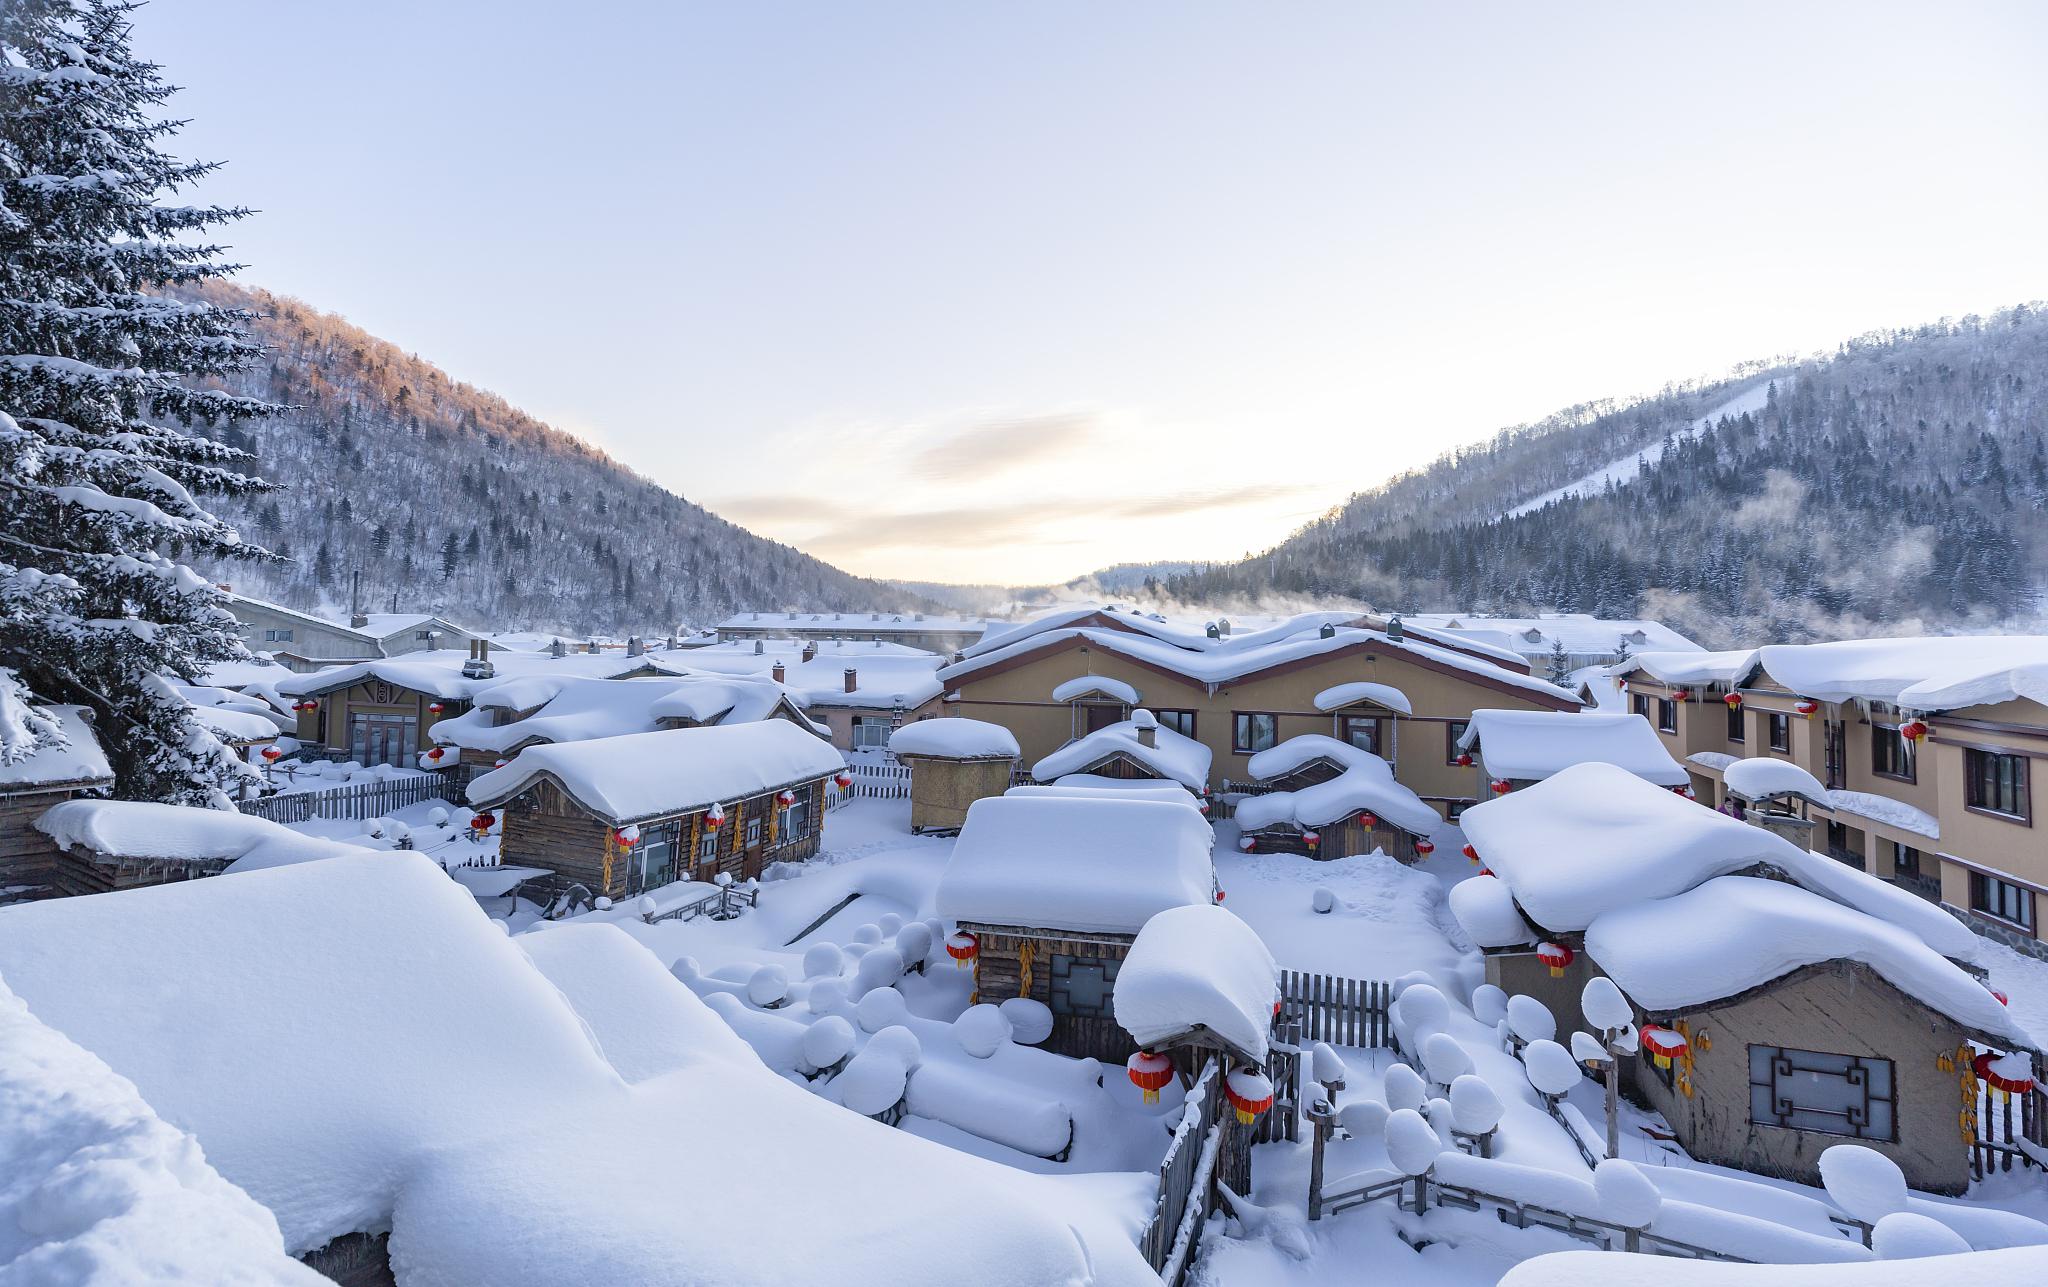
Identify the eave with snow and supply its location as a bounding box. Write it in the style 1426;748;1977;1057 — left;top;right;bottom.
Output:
1458;708;1691;790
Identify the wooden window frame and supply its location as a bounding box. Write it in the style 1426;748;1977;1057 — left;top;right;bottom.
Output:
1768;712;1790;753
1970;871;2036;934
1153;708;1197;739
1340;715;1385;757
1870;724;1915;784
1445;720;1470;766
1964;748;2032;825
1726;704;1745;743
1655;698;1677;734
1232;712;1280;756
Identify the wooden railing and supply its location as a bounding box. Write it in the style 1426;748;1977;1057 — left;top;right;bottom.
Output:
1278;970;1392;1051
1143;1061;1224;1285
237;773;451;824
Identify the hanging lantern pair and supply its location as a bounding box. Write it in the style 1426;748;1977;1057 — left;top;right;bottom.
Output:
1127;1050;1174;1105
469;812;494;833
1225;1069;1275;1126
293;698;318;713
1794;699;1819;717
1455;752;1475;768
1490;779;1512;795
1537;941;1574;978
1898;719;1929;742
1641;1025;1689;1069
1413;839;1436;857
945;931;978;968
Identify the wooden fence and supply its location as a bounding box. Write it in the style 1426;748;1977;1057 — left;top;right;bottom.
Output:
1143;1061;1224;1286
1972;1074;2047;1178
823;760;912;812
1278;970;1393;1051
237;773;451;825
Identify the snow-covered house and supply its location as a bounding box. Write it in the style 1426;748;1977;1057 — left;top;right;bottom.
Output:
222;591;483;672
1113;903;1279;1071
648;637;948;752
35;799;368;886
715;608;999;655
936;794;1218;1061
1456;709;1691;793
428;672;820;767
1030;708;1214;792
1401;613;1706;672
1452;763;2037;1194
467;721;848;900
940;605;1581;824
1231;734;1442;861
1615;648;1766;797
0;686;115;902
887;717;1020;833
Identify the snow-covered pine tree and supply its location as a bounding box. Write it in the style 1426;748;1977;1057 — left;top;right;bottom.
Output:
0;0;277;805
1545;635;1571;685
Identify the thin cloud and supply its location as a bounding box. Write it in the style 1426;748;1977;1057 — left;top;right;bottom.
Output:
912;412;1101;482
800;484;1318;558
1115;483;1317;519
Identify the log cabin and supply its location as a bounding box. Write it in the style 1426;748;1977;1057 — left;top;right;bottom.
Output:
0;704;114;904
1230;734;1442;862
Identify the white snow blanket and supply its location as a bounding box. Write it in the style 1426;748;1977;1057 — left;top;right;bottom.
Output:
468;720;845;822
1246;733;1379;782
0;702;112;789
1458;764;1977;962
0;977;324;1284
1585;877;2028;1045
1011;781;1200;808
1447;875;1537;949
1723;757;1828;805
516;923;757;1083
1235;746;1441;837
435;675;809;754
937;796;1215;934
277;650;654;703
1824;789;1939;840
1460;709;1689;787
889;717;1020;760
1031;715;1212;790
775;652;944;709
1623;649;1762;688
1114;905;1278;1061
1052;674;1141;705
36;799;369;873
1313;680;1412;714
1501;1246;2047;1287
1758;636;2048;710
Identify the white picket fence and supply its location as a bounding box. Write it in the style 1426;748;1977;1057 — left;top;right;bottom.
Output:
823;759;912;810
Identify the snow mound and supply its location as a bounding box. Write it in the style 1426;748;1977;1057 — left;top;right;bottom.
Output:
1030;715;1212;790
1114;905;1278;1062
37;799;369;874
1817;1144;1907;1224
1872;1213;1972;1259
888;718;1019;760
517;923;755;1082
1724;757;1828;805
1460;709;1689;787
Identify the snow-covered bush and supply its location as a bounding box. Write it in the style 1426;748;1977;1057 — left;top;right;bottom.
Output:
1312;886;1336;915
363;817;387;839
855;986;908;1033
866;1024;923;1071
998;997;1053;1045
1383;1063;1427;1113
1580;976;1632;1032
853;946;905;997
1338;1099;1388;1140
1593;1159;1660;1228
807;978;847;1015
1819;1145;1908;1225
1570;1031;1609;1065
670;955;701;982
1871;1213;1970;1259
1522;1039;1580;1097
1385;1109;1441;1176
802;943;844;979
1449;1075;1502;1136
894;923;933;967
747;966;789;1008
852;924;882;945
1311;1042;1347;1089
1470;983;1508;1027
834;1049;907;1116
954;1004;1012;1058
876;912;903;937
634;895;656;920
428;806;451;827
801;1015;856;1071
1506;994;1556;1044
1420;1032;1472;1087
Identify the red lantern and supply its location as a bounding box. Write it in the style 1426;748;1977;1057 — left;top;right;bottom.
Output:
1794;699;1819;717
1198;798;1211;816
833;770;853;790
1413;839;1436;856
1641;1025;1689;1069
1537;941;1574;978
1224;1069;1275;1126
1722;692;1742;708
776;789;796;807
494;758;509;769
1898;719;1928;742
1672;689;1692;702
1355;810;1377;828
1455;752;1474;768
293;698;318;713
613;825;639;848
428;701;445;715
1127;1050;1174;1105
1490;779;1512;795
1462;843;1480;864
705;804;725;830
259;745;282;762
1477;867;1493;877
469;812;494;832
426;746;445;763
1989;988;2010;1006
945;931;978;968
1975;1050;2036;1098
1303;830;1321;850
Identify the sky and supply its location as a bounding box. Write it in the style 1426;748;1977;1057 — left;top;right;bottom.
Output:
136;2;2048;586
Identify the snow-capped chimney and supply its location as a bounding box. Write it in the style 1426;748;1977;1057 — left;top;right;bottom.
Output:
1216;618;1231;637
1319;622;1336;639
1134;708;1159;748
549;638;566;659
754;640;765;655
1205;622;1220;639
350;611;369;629
771;662;786;683
462;638;496;681
1386;614;1405;643
626;636;644;657
844;668;858;694
801;641;818;662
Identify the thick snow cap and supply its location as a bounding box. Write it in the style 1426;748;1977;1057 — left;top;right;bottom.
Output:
0;700;113;790
468;720;844;823
1235;737;1440;836
1460;709;1689;788
36;799;371;873
1114;904;1279;1062
1723;757;1828;806
1313;680;1413;714
937;795;1215;935
1031;714;1213;791
1622;649;1761;688
1759;635;2048;710
1500;1246;2048;1287
888;717;1020;760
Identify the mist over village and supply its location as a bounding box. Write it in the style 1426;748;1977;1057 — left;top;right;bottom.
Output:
2;4;2046;1286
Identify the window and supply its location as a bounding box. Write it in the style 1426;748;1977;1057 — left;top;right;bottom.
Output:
1445;720;1469;765
1726;704;1745;743
1153;709;1197;738
263;627;294;643
1630;693;1650;721
695;827;719;863
1768;713;1790;753
1341;715;1383;756
1965;749;2030;821
1870;725;1914;782
744;815;763;849
1749;1046;1895;1141
1971;872;2036;932
852;715;893;751
1443;800;1470;823
1824;821;1861;869
414;629;434;641
1889;841;1921;881
1233;713;1278;755
1654;698;1677;734
1048;953;1120;1018
778;793;809;842
349;713;418;768
629;820;680;894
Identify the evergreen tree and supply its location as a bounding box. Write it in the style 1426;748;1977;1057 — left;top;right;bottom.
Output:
1545;635;1572;684
0;0;277;804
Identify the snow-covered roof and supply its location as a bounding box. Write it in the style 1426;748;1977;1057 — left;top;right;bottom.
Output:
1459;709;1689;787
1456;762;1981;963
0;977;323;1284
36;799;370;872
279;650;654;702
1758;635;2048;711
1622;649;1762;688
0;701;113;792
1586;876;2029;1047
1052;673;1141;705
1446;875;1538;949
1823;789;1940;840
1009;780;1202;809
716;610;997;635
353;611;467;641
1114;905;1279;1063
937;796;1215;935
1313;680;1413;714
1246;733;1380;782
1722;757;1828;806
1403;613;1705;657
944;611;1580;707
223;591;378;642
1030;713;1213;790
781;652;945;709
0;855;1153;1285
1234;739;1441;836
468;720;843;823
1500;1246;2043;1287
888;717;1020;760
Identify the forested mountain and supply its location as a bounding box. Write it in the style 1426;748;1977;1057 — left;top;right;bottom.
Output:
1168;308;2048;646
180;283;931;633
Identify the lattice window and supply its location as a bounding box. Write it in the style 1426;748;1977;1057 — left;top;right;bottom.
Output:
1748;1045;1895;1141
1048;953;1120;1018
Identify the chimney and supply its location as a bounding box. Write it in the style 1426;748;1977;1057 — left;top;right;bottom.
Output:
1134;708;1158;748
586;639;599;654
1205;622;1220;640
349;569;364;628
754;640;765;655
844;668;858;694
626;635;644;657
1216;618;1231;637
549;638;566;659
1386;613;1405;643
771;662;786;683
801;641;818;662
462;638;496;680
1319;622;1336;639
351;612;370;629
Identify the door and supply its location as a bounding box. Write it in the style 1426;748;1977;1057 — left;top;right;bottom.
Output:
350;713;418;767
1083;703;1121;733
1823;719;1845;790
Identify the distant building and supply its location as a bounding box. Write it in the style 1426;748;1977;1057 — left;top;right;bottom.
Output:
221;592;482;672
1401;613;1704;672
715;610;998;656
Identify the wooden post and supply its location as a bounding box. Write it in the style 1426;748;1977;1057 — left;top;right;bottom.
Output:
1307;1098;1332;1221
1604;1030;1622;1159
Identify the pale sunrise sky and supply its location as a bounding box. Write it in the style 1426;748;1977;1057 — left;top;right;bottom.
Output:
139;2;2048;585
